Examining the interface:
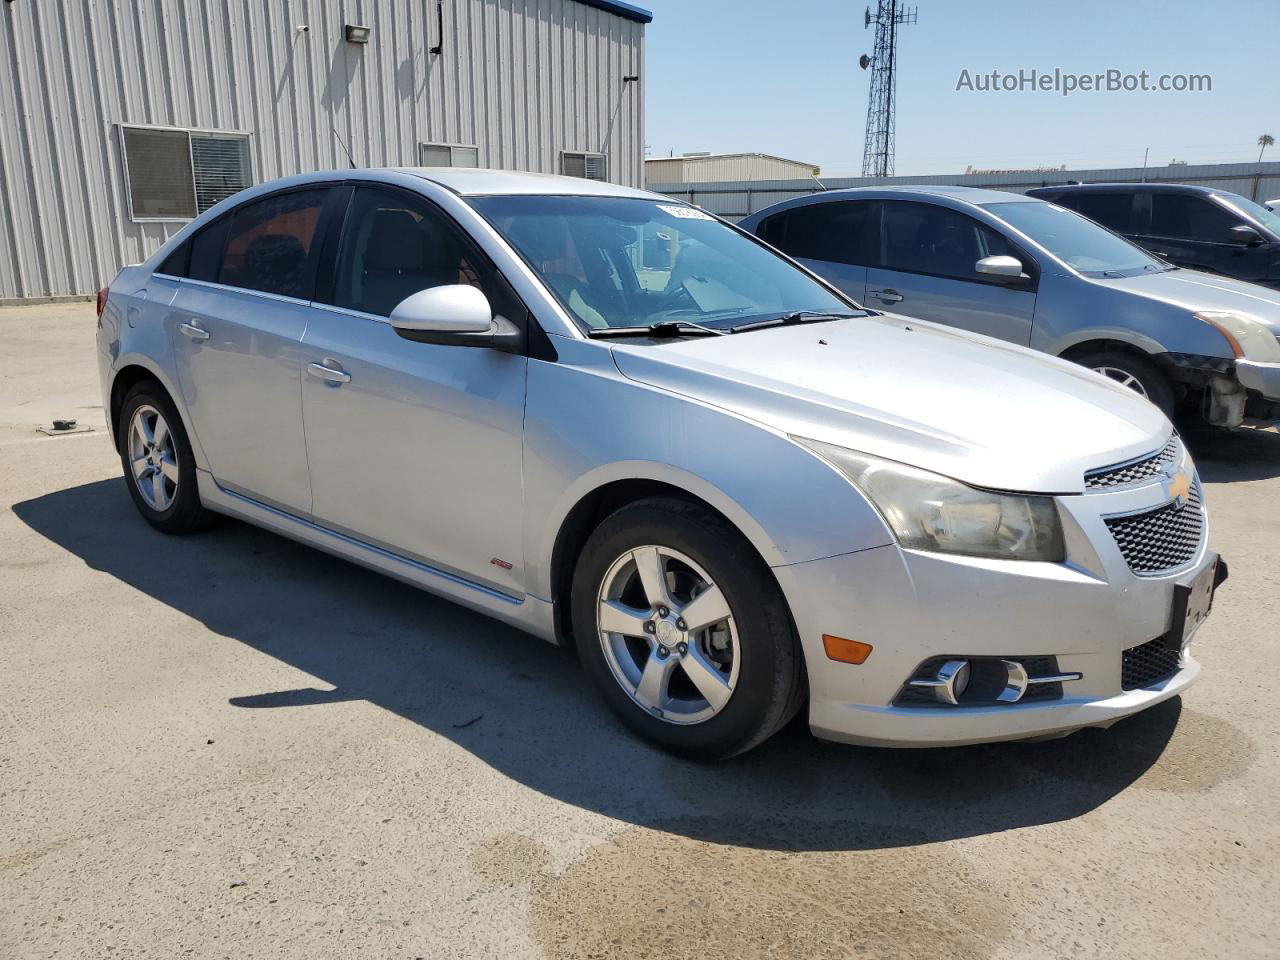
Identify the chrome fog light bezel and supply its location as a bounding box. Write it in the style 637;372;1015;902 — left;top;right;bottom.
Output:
898;656;1082;707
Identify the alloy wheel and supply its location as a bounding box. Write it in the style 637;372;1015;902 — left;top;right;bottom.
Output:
596;545;739;725
1093;365;1150;399
127;404;179;511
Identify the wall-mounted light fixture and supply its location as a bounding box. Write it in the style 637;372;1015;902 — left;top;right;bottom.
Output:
344;24;371;43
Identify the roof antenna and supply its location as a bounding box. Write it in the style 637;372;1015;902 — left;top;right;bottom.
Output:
332;126;357;169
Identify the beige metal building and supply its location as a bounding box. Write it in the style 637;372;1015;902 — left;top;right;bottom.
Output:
0;0;651;302
644;152;820;185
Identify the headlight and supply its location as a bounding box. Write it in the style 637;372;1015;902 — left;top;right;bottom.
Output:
1196;310;1280;363
794;438;1065;562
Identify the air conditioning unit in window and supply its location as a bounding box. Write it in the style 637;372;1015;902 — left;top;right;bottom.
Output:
561;151;607;181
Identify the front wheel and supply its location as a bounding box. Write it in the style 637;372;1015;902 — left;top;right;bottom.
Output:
570;497;804;760
1071;347;1176;419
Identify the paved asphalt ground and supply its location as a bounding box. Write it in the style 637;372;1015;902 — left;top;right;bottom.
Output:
2;302;1278;960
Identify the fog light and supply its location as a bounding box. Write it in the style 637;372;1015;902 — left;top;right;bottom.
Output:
907;658;970;705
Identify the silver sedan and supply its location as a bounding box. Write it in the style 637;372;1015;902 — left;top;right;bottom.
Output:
97;169;1224;758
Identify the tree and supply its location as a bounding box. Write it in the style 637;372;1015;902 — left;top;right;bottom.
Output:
1260;134;1276;162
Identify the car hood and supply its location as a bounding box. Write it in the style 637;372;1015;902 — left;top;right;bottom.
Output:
1103;269;1280;335
610;315;1169;494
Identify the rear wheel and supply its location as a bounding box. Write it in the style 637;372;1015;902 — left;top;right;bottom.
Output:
118;382;211;534
1071;347;1176;419
571;497;804;760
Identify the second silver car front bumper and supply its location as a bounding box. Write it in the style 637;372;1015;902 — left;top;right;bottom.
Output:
1235;358;1280;401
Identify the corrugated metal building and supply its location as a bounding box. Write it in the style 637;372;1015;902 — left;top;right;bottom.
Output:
0;0;651;302
644;152;820;184
650;161;1280;221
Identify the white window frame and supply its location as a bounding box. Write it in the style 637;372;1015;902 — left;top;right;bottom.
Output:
560;150;608;181
119;122;254;223
418;141;480;167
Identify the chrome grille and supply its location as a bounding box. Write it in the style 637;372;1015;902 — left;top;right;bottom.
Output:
1104;483;1204;576
1085;435;1179;491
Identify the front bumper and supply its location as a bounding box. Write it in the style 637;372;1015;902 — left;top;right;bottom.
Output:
773;473;1219;748
1235;358;1280;402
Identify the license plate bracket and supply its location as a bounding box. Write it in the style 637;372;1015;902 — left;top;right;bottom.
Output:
1168;554;1221;648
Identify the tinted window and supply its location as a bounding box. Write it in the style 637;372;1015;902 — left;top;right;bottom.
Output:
880;202;1013;279
1068;193;1135;232
158;241;189;276
1150;195;1241;242
332;187;492;318
763;201;870;266
188;216;231;282
217;189;328;297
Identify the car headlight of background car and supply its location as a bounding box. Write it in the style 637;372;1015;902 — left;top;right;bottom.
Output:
1196;310;1280;363
794;438;1065;562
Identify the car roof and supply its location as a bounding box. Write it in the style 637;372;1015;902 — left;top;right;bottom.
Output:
814;184;1027;204
738;184;1035;226
1027;182;1225;197
391;167;659;199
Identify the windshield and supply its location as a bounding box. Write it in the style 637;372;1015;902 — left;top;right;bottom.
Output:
1214;192;1280;237
468;195;856;332
983;200;1165;277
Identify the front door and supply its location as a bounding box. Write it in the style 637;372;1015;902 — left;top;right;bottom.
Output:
299;185;528;594
865;200;1038;345
169;187;332;515
1133;193;1272;283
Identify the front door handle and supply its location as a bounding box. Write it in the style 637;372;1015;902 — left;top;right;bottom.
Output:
870;288;904;304
307;361;352;384
178;320;210;340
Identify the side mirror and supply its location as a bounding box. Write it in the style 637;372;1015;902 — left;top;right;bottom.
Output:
1230;224;1263;246
975;255;1027;281
389;284;523;351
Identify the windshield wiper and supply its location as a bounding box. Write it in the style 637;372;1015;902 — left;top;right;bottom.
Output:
586;320;728;339
728;310;867;334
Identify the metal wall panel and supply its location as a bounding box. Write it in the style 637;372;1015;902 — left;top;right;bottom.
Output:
651;162;1280;223
644;154;820;184
0;0;644;300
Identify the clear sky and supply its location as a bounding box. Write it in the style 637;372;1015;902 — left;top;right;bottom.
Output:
639;0;1278;177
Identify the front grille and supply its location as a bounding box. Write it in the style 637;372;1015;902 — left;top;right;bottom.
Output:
1122;636;1181;690
1104;483;1203;576
1085;435;1179;491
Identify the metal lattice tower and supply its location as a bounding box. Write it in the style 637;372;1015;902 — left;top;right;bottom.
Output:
859;1;917;179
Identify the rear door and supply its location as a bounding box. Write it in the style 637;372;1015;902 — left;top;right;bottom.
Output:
864;200;1039;345
169;187;336;514
757;199;873;302
1058;191;1139;239
298;185;529;594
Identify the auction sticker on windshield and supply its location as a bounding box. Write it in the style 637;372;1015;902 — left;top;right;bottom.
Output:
657;204;714;220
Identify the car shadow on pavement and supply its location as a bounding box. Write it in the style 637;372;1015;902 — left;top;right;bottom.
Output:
1179;422;1280;482
16;478;1196;854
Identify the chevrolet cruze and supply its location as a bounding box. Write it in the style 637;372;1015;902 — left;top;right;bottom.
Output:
97;169;1225;759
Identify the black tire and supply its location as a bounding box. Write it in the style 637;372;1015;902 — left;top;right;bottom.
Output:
117;381;211;534
571;496;805;760
1071;347;1176;419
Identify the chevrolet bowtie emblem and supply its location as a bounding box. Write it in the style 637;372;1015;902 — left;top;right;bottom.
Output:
1166;469;1193;507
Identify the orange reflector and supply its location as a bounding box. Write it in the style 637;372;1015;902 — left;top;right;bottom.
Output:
822;634;872;664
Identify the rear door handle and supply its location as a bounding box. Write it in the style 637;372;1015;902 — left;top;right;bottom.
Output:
178;320;210;340
307;361;351;384
870;288;904;304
